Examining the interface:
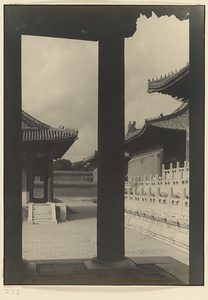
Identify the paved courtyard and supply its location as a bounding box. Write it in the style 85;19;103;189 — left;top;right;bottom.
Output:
21;198;189;285
22;198;189;265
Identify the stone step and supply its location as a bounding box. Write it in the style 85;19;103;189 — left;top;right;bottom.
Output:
33;216;52;220
33;220;54;224
33;211;51;214
33;206;51;208
33;213;52;216
33;204;50;207
33;207;51;210
33;218;54;221
33;211;51;213
33;213;51;216
31;204;56;225
33;210;51;213
33;220;52;223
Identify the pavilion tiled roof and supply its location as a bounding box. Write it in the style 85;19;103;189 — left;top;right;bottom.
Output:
22;110;78;143
147;64;190;101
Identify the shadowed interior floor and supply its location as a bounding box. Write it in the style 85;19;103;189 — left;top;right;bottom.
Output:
18;256;189;285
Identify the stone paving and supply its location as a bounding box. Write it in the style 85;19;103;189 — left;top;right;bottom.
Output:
23;199;97;260
23;198;189;264
21;198;189;285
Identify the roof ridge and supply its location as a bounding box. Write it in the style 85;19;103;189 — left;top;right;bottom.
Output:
125;125;147;142
50;125;78;134
145;102;189;124
22;110;51;130
148;63;189;84
22;110;78;135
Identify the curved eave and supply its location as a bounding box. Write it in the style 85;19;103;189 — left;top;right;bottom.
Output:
125;103;188;146
125;124;186;156
22;138;78;143
53;140;77;159
22;128;78;143
125;125;147;144
148;66;190;101
22;138;78;159
125;123;184;146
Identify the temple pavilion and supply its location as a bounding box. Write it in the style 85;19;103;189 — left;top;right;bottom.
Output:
22;110;78;204
125;64;189;180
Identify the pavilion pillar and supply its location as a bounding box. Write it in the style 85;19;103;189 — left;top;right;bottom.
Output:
22;168;29;205
185;127;189;162
47;155;54;202
97;35;125;261
27;158;34;202
4;11;22;283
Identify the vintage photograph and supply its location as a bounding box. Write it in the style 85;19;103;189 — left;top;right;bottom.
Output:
3;4;205;287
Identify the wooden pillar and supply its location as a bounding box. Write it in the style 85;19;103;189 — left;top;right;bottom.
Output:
4;8;22;283
44;162;48;202
27;158;34;202
189;6;205;285
186;127;190;162
22;167;28;205
47;156;54;202
97;35;125;261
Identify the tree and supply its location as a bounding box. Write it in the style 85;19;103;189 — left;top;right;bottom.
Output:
53;159;72;171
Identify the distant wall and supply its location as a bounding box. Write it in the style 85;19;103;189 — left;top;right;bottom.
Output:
53;181;97;197
34;181;97;198
31;170;97;198
128;149;163;180
53;171;93;182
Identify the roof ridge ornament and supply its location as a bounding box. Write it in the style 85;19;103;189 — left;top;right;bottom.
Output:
147;63;190;84
127;121;137;135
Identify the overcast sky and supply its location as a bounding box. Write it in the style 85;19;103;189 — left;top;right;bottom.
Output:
22;13;189;162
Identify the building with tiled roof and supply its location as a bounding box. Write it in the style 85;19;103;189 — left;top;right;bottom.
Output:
125;64;189;179
22;111;78;204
